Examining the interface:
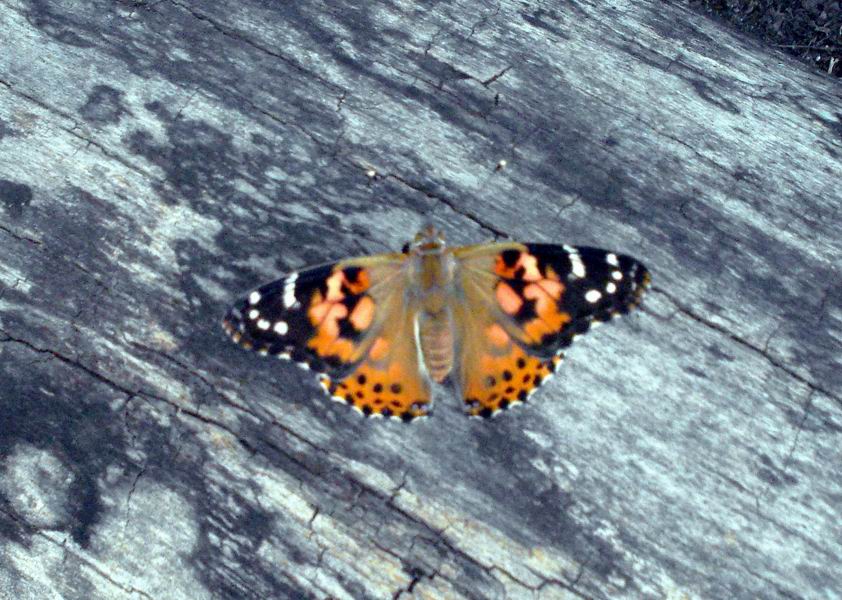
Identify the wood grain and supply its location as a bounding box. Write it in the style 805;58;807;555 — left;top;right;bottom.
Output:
1;0;840;598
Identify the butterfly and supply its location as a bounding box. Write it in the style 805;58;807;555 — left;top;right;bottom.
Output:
222;225;650;421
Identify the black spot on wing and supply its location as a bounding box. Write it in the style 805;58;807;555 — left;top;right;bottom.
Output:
342;266;363;285
500;248;521;268
516;297;538;324
495;278;538;324
337;315;360;340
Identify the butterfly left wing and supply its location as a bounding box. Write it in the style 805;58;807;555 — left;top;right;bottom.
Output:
222;253;432;420
452;242;650;417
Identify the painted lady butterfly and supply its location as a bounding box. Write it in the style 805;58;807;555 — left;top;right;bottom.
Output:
222;225;650;421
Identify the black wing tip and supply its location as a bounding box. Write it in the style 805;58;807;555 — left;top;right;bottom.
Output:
221;307;248;345
622;259;651;311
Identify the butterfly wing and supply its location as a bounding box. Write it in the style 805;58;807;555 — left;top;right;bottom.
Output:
452;242;650;417
320;297;432;421
222;253;432;420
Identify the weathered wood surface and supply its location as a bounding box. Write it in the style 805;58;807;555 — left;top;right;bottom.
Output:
1;0;840;598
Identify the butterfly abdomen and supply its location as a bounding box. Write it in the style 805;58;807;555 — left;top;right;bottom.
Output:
417;310;454;383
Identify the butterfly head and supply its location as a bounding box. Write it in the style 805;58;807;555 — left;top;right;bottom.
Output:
404;224;446;256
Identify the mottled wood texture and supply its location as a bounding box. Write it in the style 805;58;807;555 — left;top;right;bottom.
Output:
1;0;840;598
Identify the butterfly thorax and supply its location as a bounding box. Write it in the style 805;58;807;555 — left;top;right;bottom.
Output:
407;229;456;383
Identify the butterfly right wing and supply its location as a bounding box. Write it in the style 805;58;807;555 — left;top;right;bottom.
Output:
451;241;650;416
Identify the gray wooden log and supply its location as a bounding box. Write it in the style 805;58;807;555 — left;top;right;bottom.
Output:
1;0;840;598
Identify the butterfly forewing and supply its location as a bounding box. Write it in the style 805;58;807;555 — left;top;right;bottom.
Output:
223;254;405;375
514;244;649;355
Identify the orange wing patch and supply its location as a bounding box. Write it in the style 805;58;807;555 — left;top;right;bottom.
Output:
304;267;376;365
319;358;431;421
519;277;571;344
458;244;576;351
317;307;432;422
494;250;572;345
459;317;563;417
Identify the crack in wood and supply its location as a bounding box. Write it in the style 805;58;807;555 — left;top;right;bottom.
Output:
652;286;842;405
168;0;346;95
481;65;512;87
0;223;43;246
384;173;508;238
0;505;155;599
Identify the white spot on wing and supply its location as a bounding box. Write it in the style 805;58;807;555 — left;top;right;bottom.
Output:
257;319;270;330
249;291;261;305
273;321;289;335
611;270;623;281
606;253;619;267
248;309;259;320
279;272;299;309
283;282;297;308
605;282;617;294
564;246;585;278
585;289;602;303
570;254;586;278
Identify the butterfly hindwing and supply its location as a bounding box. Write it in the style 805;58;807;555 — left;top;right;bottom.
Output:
319;299;433;421
453;242;650;416
451;291;564;417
